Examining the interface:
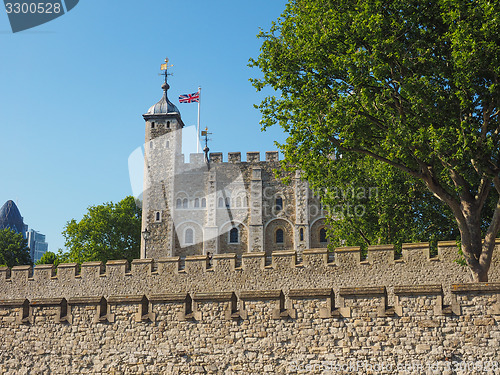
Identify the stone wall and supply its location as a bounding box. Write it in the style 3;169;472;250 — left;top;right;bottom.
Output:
0;242;499;374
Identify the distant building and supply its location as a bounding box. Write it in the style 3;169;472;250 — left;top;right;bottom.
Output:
25;229;49;263
0;200;27;236
0;200;49;262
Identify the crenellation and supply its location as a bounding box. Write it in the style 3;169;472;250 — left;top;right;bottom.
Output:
241;251;266;270
33;264;56;280
0;266;11;280
209;152;223;163
367;244;395;264
402;242;431;264
105;259;129;277
56;263;78;280
334;246;361;266
11;265;32;282
265;151;279;162
80;261;105;278
189;153;204;165
302;248;329;268
246;151;260;162
271;249;296;269
131;258;154;275
156;256;180;275
228;152;241;163
0;244;498;292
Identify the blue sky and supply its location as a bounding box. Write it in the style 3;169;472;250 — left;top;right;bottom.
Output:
0;0;287;252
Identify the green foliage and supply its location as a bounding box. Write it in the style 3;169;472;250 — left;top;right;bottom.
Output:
320;154;460;249
251;0;500;279
62;196;141;264
35;250;68;267
0;228;32;267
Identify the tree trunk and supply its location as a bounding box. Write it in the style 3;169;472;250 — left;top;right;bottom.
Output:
459;216;495;282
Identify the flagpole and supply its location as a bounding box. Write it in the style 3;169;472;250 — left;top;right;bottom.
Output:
197;86;201;153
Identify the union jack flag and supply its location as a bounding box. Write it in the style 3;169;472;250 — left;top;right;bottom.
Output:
179;92;200;103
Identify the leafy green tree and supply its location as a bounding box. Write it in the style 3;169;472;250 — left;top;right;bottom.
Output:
0;228;32;267
251;0;500;281
62;196;141;264
35;250;68;267
321;154;460;252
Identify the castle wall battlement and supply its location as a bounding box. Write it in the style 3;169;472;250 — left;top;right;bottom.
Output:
1;242;499;303
179;151;280;165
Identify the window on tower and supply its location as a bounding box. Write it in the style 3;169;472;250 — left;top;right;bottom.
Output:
276;229;284;244
185;228;194;244
275;197;283;211
320;228;327;243
229;228;239;243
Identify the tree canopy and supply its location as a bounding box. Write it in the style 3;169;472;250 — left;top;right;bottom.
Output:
62;196;141;264
251;0;500;281
0;228;32;267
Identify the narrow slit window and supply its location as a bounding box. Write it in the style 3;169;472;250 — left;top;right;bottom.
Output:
229;228;239;243
275;197;283;211
276;228;284;244
185;228;194;244
320;228;327;243
300;228;304;241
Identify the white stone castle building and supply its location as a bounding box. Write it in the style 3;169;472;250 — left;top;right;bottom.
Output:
140;78;328;260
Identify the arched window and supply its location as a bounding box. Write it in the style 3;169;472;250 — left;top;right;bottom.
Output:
276;228;284;244
194;198;200;208
229;228;239;243
201;198;206;208
176;199;182;208
155;211;161;222
300;228;304;241
166;121;170;128
218;197;224;207
225;197;230;208
320;228;327;243
236;197;241;207
165;140;170;148
275;197;283;211
182;198;188;208
185;228;194;244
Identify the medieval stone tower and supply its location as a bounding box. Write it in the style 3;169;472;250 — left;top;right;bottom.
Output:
141;73;328;260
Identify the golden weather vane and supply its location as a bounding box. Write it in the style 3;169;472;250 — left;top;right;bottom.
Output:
160;57;174;83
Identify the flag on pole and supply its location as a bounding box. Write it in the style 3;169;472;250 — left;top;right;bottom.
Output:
179;92;200;103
